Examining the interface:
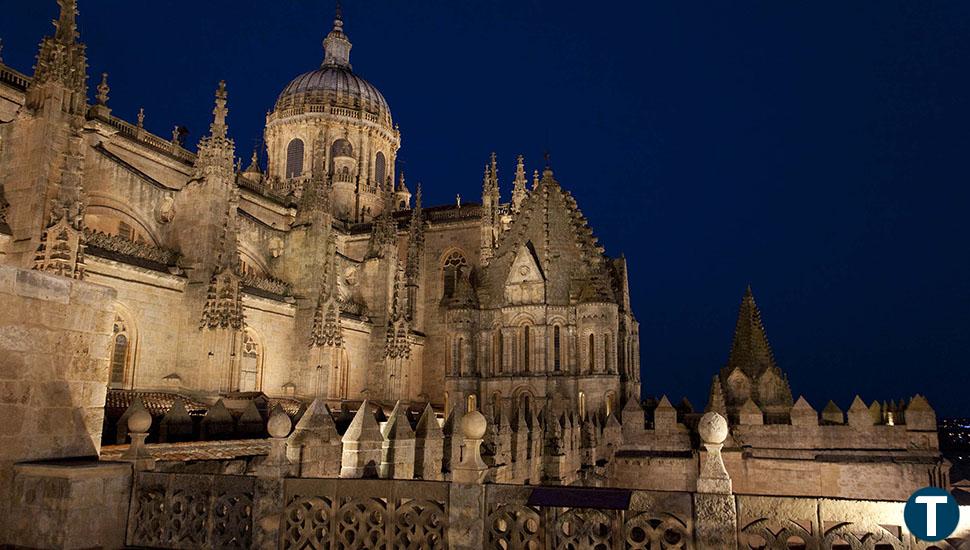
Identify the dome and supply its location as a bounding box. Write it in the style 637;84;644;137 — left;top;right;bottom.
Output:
272;10;392;125
275;66;391;120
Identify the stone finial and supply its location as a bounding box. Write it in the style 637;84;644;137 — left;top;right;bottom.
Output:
96;72;109;105
380;401;415;479
790;396;818;427
237;400;265;438
738;398;763;426
258;404;292;477
697;412;732;494
201;399;234;440
905;394;937;431
288;399;341;477
267;404;292;438
137;107;145;128
117;396;149;443
821;400;844;425
452;410;488;484
415;404;444;480
122;406;155;471
340;400;383;478
847;395;874;428
159;398;193;442
654;395;678;432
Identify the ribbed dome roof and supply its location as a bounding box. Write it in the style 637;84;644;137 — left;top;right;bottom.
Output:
275;66;391;119
272;9;392;124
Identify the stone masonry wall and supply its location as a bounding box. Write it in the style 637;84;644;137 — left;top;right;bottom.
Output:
0;265;116;543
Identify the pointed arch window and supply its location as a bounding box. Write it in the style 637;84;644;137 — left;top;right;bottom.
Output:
442;251;467;299
286;139;305;178
109;315;131;388
238;330;262;392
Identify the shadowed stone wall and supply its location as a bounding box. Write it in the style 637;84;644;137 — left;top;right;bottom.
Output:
0;265;116;544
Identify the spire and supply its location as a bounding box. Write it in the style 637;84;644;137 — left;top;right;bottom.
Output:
210;80;229;139
405;184;424;282
322;2;352;69
511;154;528;212
54;0;80;45
724;285;777;379
366;191;397;259
29;0;88;113
310;233;344;347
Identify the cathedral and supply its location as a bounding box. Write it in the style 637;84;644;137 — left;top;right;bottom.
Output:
0;2;640;420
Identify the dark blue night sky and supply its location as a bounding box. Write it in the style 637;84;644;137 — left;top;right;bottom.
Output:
3;1;968;415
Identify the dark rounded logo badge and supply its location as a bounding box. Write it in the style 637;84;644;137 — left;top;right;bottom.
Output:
903;487;959;542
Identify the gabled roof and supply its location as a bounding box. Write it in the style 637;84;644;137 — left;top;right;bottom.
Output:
480;167;615;307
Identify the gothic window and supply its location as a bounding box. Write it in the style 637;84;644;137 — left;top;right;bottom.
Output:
522;325;531;372
109;315;130;388
441;251;467;299
374;151;386;188
588;333;596;372
286;139;304;178
238;330;262;392
553;326;562;371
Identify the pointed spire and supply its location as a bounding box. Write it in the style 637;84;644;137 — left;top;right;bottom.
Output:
322;1;353;69
511;154;528;212
415;403;443;438
210;80;229;139
54;0;80;45
405;184;424;283
706;376;727;416
724;286;777;380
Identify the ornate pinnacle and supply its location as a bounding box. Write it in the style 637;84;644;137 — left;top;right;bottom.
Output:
322;1;352;68
54;0;79;45
137;107;145;128
95;72;109;105
210;80;229;139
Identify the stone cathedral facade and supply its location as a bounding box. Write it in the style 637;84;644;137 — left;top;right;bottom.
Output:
0;2;640;420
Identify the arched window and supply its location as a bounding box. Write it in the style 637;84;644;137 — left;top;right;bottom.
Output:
286;139;304;178
466;394;477;412
522;325;531;372
442;251;467;299
109;315;131;388
331;138;353;159
579;391;587;418
374;152;386;188
588;333;596;372
495;331;504;374
605;392;616;417
238;330;262;392
553;326;562;371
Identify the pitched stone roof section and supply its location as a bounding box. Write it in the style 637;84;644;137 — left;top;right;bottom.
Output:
482;167;615;307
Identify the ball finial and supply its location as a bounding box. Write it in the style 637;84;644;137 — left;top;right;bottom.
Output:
698;411;728;445
267;405;292;438
128;408;152;434
460;410;487;440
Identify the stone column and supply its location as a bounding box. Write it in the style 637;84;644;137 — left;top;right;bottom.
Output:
253;405;292;550
694;412;737;549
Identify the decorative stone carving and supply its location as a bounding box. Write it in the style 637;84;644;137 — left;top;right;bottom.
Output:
155;195;175;224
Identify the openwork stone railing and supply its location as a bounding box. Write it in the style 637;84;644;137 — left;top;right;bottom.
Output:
0;64;29;90
96;113;197;164
281;478;449;549
485;485;693;549
127;472;255;549
84;229;180;267
268;103;386;126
